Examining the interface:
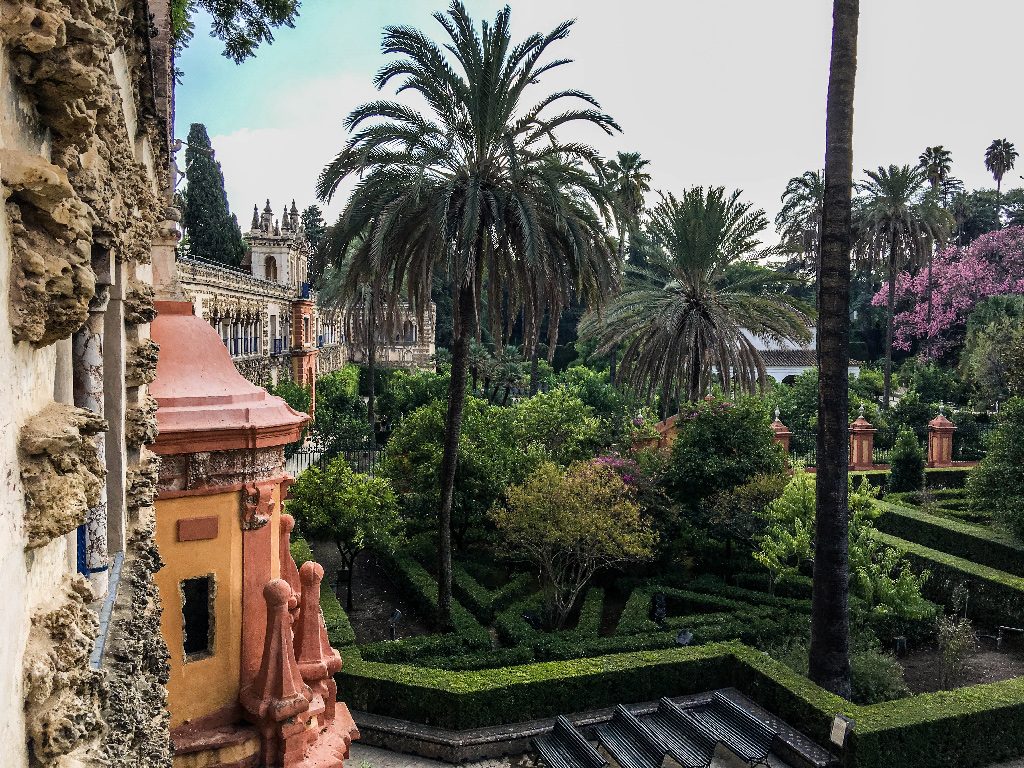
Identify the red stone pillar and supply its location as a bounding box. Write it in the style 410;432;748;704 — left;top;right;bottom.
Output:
849;406;876;470
771;408;792;455
928;411;956;468
294;561;343;722
291;299;319;416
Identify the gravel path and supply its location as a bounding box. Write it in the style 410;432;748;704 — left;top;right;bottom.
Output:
347;744;535;768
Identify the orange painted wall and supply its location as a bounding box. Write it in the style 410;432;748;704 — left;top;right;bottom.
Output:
155;490;245;727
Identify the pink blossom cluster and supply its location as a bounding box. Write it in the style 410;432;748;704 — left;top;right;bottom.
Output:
591;454;639;485
872;226;1024;356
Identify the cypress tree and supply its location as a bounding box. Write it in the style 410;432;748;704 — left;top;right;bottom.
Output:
182;123;247;266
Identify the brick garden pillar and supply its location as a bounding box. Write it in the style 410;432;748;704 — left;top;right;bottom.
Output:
849;406;876;470
771;408;792;455
928;410;956;468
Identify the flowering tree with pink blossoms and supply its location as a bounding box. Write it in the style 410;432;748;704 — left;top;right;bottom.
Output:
874;226;1024;357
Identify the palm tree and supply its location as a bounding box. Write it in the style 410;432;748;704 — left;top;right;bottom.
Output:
985;138;1019;219
919;146;952;197
316;2;619;623
775;170;824;277
810;0;859;700
601;151;651;383
858;164;952;407
578;187;812;415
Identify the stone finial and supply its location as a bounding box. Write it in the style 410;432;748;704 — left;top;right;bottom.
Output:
251;204;259;230
294;561;343;722
859;403;865;418
770;407;792;454
273;219;280;236
279;514;301;611
281;206;290;231
239;580;311;724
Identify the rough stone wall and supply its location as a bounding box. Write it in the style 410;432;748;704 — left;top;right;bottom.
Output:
1;0;173;766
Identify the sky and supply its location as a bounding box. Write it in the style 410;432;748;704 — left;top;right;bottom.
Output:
174;1;1024;240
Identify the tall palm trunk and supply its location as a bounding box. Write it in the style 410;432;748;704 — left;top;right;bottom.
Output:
810;0;859;699
883;233;897;409
437;281;475;625
366;294;377;440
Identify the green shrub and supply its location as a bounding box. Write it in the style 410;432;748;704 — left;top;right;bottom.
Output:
871;530;1024;626
889;428;925;493
969;397;1024;540
289;537;356;646
850;649;909;705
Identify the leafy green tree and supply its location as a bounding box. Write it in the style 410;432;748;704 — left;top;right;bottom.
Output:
492;461;656;628
181;124;246;266
985;138;1019;214
664;396;784;512
968;397;1024;540
756;469;930;618
171;0;299;63
312;367;371;456
266;377;310;458
961;296;1024;406
288;457;402;611
888;427;924;492
579;188;813;411
380;398;540;550
776;170;824;277
376;368;450;431
301;204;328;285
950;189;1003;245
512;386;605;465
858;164;952;407
316;3;620;622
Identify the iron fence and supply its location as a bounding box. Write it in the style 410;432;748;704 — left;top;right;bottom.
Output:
285;443;380;477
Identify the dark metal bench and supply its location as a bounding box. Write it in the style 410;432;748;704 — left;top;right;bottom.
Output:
643;698;716;768
595;705;666;768
533;715;607;768
686;691;776;766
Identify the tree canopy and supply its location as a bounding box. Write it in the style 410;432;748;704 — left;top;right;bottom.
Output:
181;123;247;266
172;0;300;63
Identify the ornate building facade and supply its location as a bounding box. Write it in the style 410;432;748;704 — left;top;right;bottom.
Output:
177;200;436;389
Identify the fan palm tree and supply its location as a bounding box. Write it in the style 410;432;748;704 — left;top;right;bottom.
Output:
858;164;952;407
985;138;1019;219
600;151;651;383
810;0;860;700
775;170;824;276
316;2;619;622
578;187;813;415
919;146;953;197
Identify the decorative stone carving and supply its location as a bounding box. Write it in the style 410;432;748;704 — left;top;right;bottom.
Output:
127;449;160;514
19;401;106;549
156;446;286;493
125;395;158;448
2;149;96;346
126;338;160;387
124;281;157;325
100;520;173;768
241;481;275;531
23;575;106;766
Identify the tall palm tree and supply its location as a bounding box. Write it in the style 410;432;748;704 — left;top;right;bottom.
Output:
775;170;825;277
810;0;860;700
858;164;952;407
919;146;952;197
985;138;1019;220
578;187;812;415
316;2;619;623
601;151;651;383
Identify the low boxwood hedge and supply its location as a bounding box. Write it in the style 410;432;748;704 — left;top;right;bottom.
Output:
876;500;1024;577
871;530;1024;626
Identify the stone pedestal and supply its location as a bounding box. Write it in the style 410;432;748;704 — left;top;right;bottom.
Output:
849;409;876;470
928;412;956;468
771;409;792;455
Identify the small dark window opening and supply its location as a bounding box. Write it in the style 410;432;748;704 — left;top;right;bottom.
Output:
181;575;215;660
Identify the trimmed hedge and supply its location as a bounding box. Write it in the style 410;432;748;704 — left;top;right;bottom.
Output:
290;537;356;647
377;549;490;649
871;530;1024;626
452;565;534;624
338;644;739;729
876;500;1024;577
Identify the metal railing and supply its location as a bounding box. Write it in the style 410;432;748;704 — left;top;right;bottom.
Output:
285;444;380;477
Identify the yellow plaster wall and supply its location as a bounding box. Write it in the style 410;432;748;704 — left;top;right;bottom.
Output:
155;490;244;727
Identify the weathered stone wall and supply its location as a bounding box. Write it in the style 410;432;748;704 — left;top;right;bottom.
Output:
0;0;172;766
